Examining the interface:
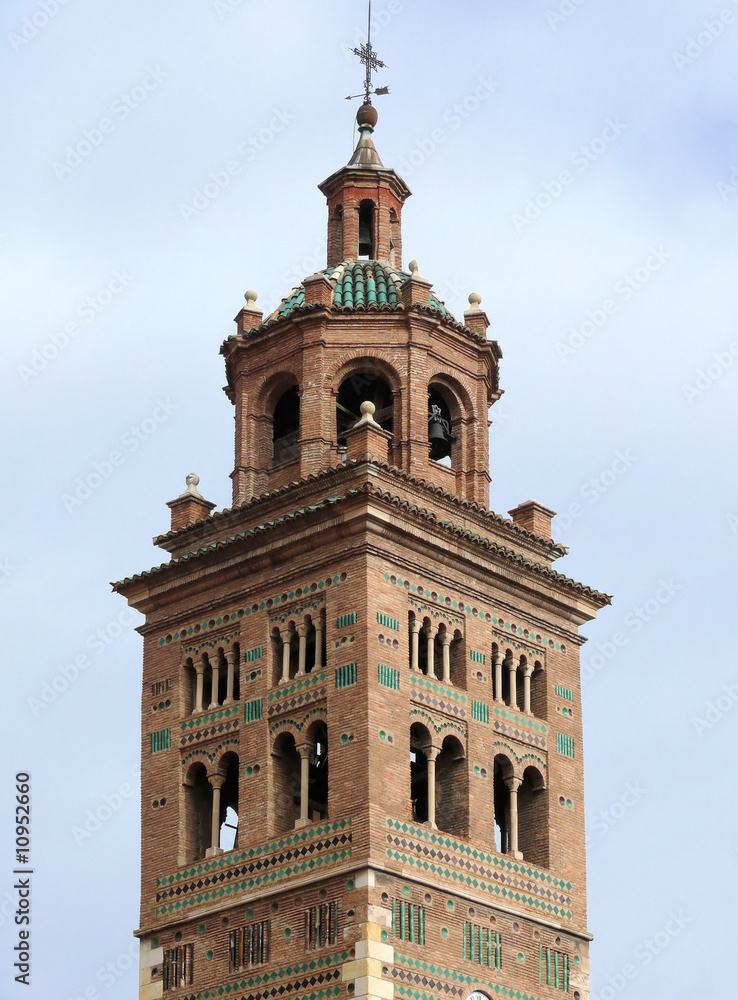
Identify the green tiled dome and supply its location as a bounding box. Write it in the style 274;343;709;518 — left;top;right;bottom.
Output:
275;260;452;321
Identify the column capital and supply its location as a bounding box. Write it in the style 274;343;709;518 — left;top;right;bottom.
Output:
504;775;523;792
410;618;422;635
423;622;439;638
208;773;226;791
296;622;309;638
280;626;293;642
423;745;442;762
439;631;453;647
521;662;534;677
225;649;238;664
296;743;313;760
194;658;206;675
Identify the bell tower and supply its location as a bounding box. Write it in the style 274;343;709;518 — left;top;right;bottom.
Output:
115;92;609;1000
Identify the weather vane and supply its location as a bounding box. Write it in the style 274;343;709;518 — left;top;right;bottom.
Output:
345;0;390;103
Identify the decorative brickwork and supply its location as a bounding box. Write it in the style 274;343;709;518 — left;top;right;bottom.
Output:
117;100;608;1000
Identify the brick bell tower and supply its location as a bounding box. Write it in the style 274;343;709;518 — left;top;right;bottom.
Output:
114;97;609;1000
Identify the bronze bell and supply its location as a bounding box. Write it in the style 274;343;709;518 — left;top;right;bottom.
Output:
428;416;447;441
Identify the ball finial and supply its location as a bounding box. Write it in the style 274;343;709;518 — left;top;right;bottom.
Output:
244;289;258;308
468;292;483;310
409;259;419;277
356;102;378;129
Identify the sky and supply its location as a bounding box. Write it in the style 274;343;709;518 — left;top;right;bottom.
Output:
2;1;737;998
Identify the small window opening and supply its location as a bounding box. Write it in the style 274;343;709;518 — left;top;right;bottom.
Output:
273;386;300;464
308;722;328;821
358;200;375;258
218;753;239;851
410;724;430;822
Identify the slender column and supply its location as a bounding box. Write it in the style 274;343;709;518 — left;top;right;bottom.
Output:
224;649;238;703
296;622;309;677
505;776;523;858
506;654;518;710
440;632;452;684
424;624;438;679
194;657;206;713
522;663;534;715
209;774;225;852
297;745;311;824
314;612;324;671
208;653;221;709
492;651;504;703
280;628;292;683
424;746;441;828
409;618;422;671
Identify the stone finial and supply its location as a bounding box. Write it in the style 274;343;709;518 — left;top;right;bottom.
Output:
408;259;420;277
355;401;380;427
464;291;490;336
167;473;215;532
244;289;258;308
181;473;204;498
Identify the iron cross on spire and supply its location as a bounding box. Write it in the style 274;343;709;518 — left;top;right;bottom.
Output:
346;0;390;103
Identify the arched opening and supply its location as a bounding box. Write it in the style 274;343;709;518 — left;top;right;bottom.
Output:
409;723;431;822
306;721;328;821
358;199;375;258
182;658;196;715
183;762;212;862
272;624;298;685
516;657;527;713
272;385;300;464
435;735;467;836
336;371;393;446
217;752;240;851
417;617;433;677
493;754;514;854
518;766;548;867
531;661;545;718
272;732;301;832
428;388;454;465
501;650;515;707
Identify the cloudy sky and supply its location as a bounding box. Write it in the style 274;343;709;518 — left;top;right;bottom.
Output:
2;1;737;998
